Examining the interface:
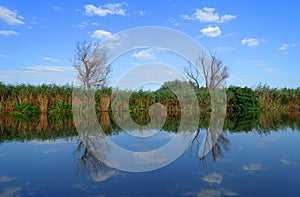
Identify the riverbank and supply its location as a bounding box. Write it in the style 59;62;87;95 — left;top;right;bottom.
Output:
0;82;299;115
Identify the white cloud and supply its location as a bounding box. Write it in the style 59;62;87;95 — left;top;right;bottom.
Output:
278;43;296;51
0;6;25;25
181;7;236;23
220;14;237;23
43;57;61;62
26;65;73;72
0;30;19;36
200;26;221;37
0;54;8;58
241;38;262;47
132;48;159;60
243;163;263;171
202;173;223;184
85;3;127;17
91;29;117;40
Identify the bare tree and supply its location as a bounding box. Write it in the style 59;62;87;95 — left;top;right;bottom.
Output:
185;51;229;90
73;41;111;89
190;129;229;162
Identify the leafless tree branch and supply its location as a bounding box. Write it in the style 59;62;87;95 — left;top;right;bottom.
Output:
73;41;112;89
185;51;229;90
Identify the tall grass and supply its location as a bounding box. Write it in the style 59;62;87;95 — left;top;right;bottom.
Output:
0;82;299;115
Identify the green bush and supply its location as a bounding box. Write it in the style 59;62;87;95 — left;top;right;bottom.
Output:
227;86;260;114
12;102;40;114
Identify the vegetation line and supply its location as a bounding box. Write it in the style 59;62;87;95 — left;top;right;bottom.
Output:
0;82;299;115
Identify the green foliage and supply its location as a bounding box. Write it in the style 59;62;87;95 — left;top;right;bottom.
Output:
0;82;299;116
48;103;73;120
225;112;260;132
12;102;40;114
227;86;260;114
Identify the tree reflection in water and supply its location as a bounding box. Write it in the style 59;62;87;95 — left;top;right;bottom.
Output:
73;134;117;181
190;129;229;162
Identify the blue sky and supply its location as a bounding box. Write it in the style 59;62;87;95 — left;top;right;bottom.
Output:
0;0;299;88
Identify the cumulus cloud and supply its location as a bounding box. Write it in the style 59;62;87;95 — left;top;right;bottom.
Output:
85;3;127;17
181;7;236;23
91;29;117;40
241;38;262;47
200;26;221;37
278;43;296;51
0;30;19;36
0;6;25;25
202;173;223;184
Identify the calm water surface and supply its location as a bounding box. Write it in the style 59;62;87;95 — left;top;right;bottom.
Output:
1;117;300;196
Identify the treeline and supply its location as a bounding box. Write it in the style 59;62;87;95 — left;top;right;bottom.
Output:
0;83;110;115
0;81;300;115
1;111;300;143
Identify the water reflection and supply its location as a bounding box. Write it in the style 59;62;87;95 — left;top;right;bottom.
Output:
1;112;300;196
190;129;229;162
1;111;300;168
1;111;299;143
74;135;115;182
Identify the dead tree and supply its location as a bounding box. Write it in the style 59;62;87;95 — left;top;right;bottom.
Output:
185;51;229;90
73;41;111;89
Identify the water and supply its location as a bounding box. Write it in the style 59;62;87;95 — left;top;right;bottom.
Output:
0;115;300;196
